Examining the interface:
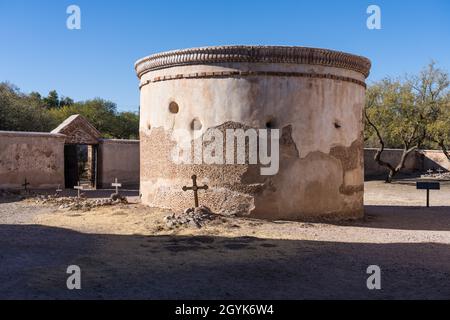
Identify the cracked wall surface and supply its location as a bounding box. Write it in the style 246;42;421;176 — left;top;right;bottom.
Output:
0;132;65;189
138;52;368;221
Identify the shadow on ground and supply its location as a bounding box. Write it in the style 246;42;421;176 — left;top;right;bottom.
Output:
35;188;140;199
0;189;140;204
336;205;450;232
0;224;448;300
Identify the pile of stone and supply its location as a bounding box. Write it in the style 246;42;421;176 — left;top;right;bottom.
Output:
34;194;128;211
164;206;217;229
421;172;450;180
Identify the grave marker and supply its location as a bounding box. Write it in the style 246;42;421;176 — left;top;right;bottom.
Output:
56;184;63;197
182;175;208;208
74;182;84;198
22;178;30;192
112;178;122;194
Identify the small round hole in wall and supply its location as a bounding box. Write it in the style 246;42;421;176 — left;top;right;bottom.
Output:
191;118;203;131
169;101;179;114
265;117;276;129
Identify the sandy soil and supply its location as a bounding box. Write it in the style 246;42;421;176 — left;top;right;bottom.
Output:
0;181;449;299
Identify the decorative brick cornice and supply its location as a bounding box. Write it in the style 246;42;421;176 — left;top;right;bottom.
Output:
139;70;367;89
135;45;371;79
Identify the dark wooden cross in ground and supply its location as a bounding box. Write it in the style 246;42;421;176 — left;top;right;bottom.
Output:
182;175;208;208
22;178;30;192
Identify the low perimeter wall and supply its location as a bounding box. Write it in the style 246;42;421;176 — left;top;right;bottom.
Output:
0;131;65;189
364;148;450;178
419;150;450;171
97;139;140;188
1;135;447;189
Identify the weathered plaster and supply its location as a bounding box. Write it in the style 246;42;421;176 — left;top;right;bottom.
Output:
136;45;370;221
0;132;65;189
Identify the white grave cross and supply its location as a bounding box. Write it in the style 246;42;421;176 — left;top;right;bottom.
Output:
112;178;122;194
74;182;84;198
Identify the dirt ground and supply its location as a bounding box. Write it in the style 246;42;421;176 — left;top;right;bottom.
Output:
0;181;449;299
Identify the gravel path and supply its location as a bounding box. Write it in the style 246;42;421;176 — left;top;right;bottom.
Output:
0;182;449;299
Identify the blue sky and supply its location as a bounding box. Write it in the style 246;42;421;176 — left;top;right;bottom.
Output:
0;0;449;112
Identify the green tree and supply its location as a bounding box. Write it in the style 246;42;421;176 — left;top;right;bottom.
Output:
0;82;56;132
43;90;60;108
409;62;450;158
60;96;74;107
29;91;42;101
47;98;139;139
0;83;139;138
112;112;139;139
365;62;450;182
365;79;426;182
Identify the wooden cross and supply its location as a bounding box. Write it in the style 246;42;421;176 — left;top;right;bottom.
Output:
182;175;208;208
437;168;444;174
427;169;434;175
56;184;63;196
22;178;30;192
74;182;84;198
111;178;122;194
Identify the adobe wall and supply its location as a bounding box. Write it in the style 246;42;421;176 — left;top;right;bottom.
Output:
419;150;450;171
136;46;371;221
97;139;140;188
0;131;65;189
364;148;420;177
364;149;450;177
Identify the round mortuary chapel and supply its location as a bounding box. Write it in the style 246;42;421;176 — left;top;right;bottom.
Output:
135;45;371;221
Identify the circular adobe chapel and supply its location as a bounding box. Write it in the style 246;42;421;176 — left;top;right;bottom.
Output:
135;45;371;221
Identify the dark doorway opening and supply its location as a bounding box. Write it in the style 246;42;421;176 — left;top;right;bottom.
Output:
64;144;98;189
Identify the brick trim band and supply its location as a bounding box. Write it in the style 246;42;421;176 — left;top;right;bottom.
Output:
135;45;371;79
139;70;367;89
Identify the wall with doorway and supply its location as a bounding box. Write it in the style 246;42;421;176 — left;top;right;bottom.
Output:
97;139;139;188
0;131;65;189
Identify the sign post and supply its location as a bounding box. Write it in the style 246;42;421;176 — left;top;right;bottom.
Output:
416;181;440;207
